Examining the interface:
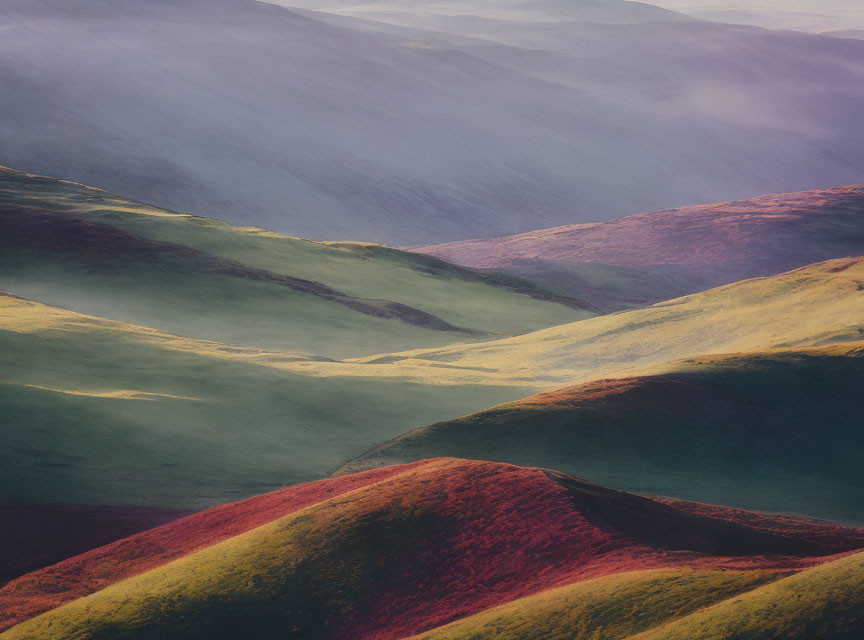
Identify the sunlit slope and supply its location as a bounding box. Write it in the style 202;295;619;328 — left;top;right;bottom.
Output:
0;463;425;631
341;343;864;521
353;257;864;385
3;459;861;640
0;295;530;508
408;552;864;640
0;167;589;358
628;550;864;640
405;569;778;640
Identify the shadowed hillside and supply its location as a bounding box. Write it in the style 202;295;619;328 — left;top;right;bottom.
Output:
0;166;591;358
0;294;532;509
341;343;864;522
2;459;862;639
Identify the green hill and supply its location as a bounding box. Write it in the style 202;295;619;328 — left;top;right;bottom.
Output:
341;343;864;522
0;294;529;509
0;166;590;359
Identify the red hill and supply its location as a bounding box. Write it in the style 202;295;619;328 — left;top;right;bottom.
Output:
2;459;862;639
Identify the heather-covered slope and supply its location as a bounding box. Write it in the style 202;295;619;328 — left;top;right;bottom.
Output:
3;459;862;639
341;343;864;522
0;167;590;358
4;0;864;243
0;294;531;509
417;185;864;308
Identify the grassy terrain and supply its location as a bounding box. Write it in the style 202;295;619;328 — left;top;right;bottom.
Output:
350;256;864;386
0;166;590;358
3;459;861;640
407;569;782;640
628;550;864;640
6;251;864;516
341;343;864;522
0;295;530;508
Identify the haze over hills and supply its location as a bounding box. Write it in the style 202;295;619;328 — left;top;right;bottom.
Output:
263;0;691;23
342;342;864;521
416;185;864;308
650;0;864;32
0;166;590;358
3;459;863;640
3;0;864;243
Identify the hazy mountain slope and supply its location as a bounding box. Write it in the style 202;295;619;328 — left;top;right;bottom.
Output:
3;0;864;243
0;167;591;358
416;185;864;308
824;29;864;39
264;0;690;23
353;257;864;386
0;294;532;509
3;459;862;639
652;0;864;32
341;343;864;522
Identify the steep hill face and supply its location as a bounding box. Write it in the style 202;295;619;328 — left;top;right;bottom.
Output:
0;167;591;358
417;185;864;308
2;459;862;639
341;343;864;522
3;0;864;243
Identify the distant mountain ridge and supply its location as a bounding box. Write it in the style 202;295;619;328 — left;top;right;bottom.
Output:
3;0;864;243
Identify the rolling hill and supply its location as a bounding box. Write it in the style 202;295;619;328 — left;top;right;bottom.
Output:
341;342;864;522
416;185;864;309
3;0;864;243
2;459;862;639
6;249;859;511
0;166;591;358
351;256;864;386
0;293;533;511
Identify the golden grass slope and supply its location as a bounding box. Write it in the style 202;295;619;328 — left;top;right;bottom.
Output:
406;569;783;640
350;257;864;386
628;550;864;640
